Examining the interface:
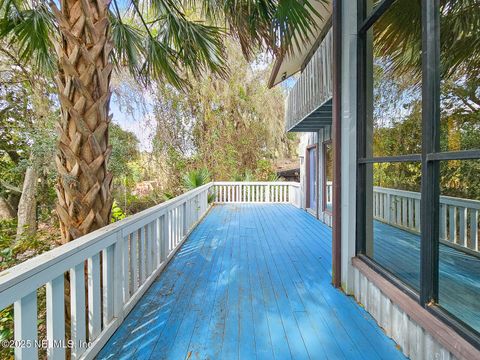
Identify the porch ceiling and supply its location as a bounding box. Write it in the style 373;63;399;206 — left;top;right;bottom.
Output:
287;98;332;132
268;1;333;88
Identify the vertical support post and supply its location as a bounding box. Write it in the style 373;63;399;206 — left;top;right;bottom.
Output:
332;0;342;287
420;0;440;305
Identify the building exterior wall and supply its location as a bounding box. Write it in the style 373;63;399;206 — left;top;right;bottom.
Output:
289;1;479;358
298;127;333;227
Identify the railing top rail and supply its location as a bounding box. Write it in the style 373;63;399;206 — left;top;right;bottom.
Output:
0;182;212;300
374;186;480;209
213;181;299;186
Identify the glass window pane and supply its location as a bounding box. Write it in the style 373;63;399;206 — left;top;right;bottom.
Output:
366;162;422;291
367;0;422;157
438;159;480;333
323;142;333;212
440;3;480;152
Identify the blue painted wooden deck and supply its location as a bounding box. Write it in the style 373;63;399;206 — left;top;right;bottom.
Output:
98;204;405;360
373;221;480;333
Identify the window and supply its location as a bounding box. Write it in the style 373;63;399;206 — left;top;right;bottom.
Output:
323;141;333;213
306;145;317;210
358;0;480;344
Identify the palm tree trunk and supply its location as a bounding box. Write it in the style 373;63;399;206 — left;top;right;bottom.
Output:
51;0;113;243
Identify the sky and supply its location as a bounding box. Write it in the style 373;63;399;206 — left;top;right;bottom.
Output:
110;94;155;152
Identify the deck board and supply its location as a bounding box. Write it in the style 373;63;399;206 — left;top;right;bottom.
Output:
98;204;406;360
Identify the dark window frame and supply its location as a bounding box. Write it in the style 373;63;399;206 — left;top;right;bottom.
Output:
356;0;480;348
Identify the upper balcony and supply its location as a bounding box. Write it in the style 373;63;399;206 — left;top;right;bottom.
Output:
284;28;333;132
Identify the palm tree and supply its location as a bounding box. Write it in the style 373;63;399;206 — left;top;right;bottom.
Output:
0;0;322;242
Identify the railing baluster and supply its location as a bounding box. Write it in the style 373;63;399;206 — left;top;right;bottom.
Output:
102;245;114;326
471;210;479;251
122;234;130;302
14;291;38;360
439;204;447;241
408;198;414;229
130;232;138;293
414;199;421;231
449;206;457;244
139;227;146;284
87;253;101;341
46;275;65;359
113;234;124;318
145;224;152;277
70;263;86;359
458;207;467;247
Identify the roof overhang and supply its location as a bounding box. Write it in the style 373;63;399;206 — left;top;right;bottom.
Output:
268;0;333;89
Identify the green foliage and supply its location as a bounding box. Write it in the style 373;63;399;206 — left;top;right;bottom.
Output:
111;201;126;222
182;168;210;190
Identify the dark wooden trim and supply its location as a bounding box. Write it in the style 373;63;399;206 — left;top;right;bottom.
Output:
420;0;441;306
305;144;318;210
427;149;480;161
267;53;285;89
358;0;395;34
331;0;342;288
322;140;333;215
358;154;422;163
356;0;367;255
301;17;333;72
353;257;480;359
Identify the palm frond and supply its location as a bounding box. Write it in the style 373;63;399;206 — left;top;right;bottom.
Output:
182;168;211;190
186;0;327;59
0;1;56;73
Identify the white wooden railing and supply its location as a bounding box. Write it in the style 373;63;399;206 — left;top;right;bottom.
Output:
373;187;480;253
213;181;300;206
0;181;299;360
285;28;333;132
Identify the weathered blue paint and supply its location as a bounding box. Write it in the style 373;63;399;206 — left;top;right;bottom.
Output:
98;204;406;360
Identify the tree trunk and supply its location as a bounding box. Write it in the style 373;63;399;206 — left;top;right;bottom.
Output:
0;196;15;220
51;0;113;243
15;166;38;241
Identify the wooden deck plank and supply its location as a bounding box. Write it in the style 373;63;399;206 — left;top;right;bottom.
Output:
99;204;407;360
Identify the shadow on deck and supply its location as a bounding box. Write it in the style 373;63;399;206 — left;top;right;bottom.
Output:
98;204;405;360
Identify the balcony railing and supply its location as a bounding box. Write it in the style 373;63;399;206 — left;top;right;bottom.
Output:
285;28;333;132
0;181;300;360
374;187;480;254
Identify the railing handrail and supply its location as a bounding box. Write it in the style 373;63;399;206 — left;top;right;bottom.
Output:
213;181;299;186
0;182;212;308
374;186;480;209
